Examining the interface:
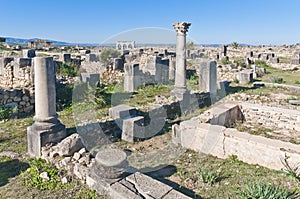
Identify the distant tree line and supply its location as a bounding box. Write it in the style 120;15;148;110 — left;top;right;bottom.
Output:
0;37;6;42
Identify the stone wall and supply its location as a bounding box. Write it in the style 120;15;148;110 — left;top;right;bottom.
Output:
0;57;33;88
241;102;300;132
0;88;34;113
172;101;300;170
0;57;34;113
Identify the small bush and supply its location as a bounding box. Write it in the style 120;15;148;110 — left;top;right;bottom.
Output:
270;76;283;84
233;78;239;84
197;168;219;185
56;62;78;77
295;80;300;84
56;83;74;111
100;49;120;67
237;182;296;199
0;106;14;120
221;58;231;65
21;158;62;190
280;156;300;181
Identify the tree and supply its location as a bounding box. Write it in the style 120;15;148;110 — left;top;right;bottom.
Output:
100;49;120;67
0;37;6;43
187;41;195;50
231;42;239;49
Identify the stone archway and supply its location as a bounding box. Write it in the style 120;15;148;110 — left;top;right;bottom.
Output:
28;39;53;49
116;41;135;51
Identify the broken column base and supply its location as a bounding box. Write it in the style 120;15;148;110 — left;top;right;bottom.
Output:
27;121;66;158
170;87;190;101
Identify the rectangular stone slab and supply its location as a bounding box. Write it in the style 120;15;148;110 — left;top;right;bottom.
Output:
126;172;173;199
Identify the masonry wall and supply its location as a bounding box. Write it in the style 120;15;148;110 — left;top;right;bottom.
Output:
241;102;300;132
0;88;34;113
0;57;35;113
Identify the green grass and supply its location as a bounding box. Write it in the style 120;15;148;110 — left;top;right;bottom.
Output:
169;150;300;198
237;182;297;199
256;62;300;86
128;84;173;107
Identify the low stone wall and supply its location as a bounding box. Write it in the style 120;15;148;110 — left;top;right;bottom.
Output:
0;57;33;88
172;101;300;170
0;87;34;113
241;102;300;132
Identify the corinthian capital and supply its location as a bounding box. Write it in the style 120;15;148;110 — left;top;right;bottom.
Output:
173;22;191;34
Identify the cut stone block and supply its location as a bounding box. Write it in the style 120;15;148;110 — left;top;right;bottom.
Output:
109;104;137;120
126;172;173;199
122;116;144;142
237;70;253;84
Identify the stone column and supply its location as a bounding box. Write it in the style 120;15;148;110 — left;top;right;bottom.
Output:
171;22;191;100
27;57;66;157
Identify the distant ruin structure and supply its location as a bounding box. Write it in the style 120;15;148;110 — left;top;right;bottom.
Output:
116;41;135;51
28;39;52;49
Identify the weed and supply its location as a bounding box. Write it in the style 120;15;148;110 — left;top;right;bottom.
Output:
280;155;300;181
221;58;231;65
197;168;219;185
56;62;78;77
0;106;14;120
21;158;62;190
75;189;99;199
233;78;239;84
270;76;283;84
237;181;297;199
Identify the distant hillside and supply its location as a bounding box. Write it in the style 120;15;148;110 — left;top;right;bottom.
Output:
1;37;255;47
3;37;98;46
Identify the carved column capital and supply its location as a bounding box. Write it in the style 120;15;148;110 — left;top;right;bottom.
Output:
173;22;191;34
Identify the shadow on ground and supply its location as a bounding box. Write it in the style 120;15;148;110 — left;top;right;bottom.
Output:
0;158;29;187
146;165;203;199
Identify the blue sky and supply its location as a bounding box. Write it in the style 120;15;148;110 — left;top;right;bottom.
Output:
0;0;299;45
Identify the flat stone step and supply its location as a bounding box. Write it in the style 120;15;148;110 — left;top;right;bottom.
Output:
109;104;137;119
289;100;300;105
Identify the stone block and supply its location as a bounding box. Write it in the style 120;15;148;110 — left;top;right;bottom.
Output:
163;189;192;199
13;58;32;78
122;116;144;142
52;133;84;156
80;73;100;88
109;104;137;120
124;63;141;92
61;54;71;63
113;58;123;70
0;57;14;75
86;54;99;62
27;122;66;157
126;172;173;199
23;49;36;58
270;57;279;64
237;70;253;84
109;181;144;199
199;60;217;94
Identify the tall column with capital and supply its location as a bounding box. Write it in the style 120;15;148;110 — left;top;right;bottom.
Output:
171;22;191;100
27;57;66;157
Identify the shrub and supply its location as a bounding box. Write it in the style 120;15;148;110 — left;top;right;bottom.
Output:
0;106;14;120
270;76;283;84
56;62;78;77
280;156;300;181
197;168;219;185
221;58;231;65
56;83;74;111
237;182;296;199
100;49;120;67
233;78;239;84
21;158;62;190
